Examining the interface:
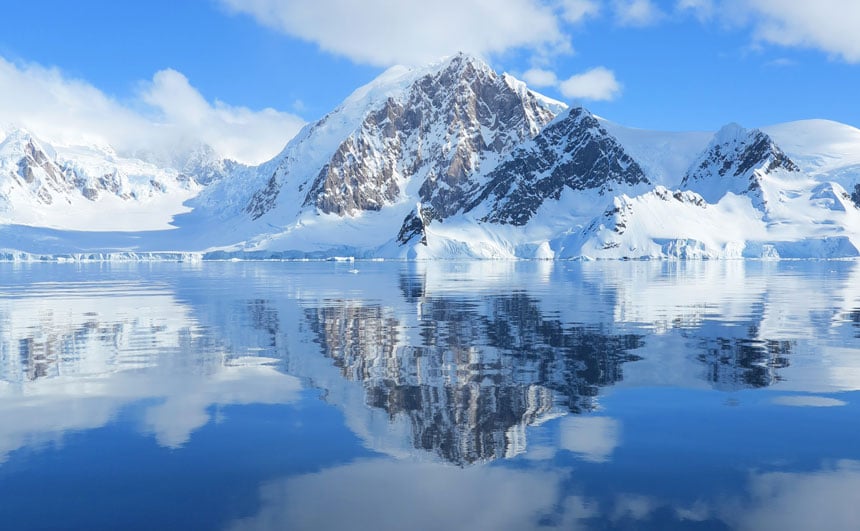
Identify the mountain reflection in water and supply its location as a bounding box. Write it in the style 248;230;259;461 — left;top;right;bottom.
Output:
0;260;857;530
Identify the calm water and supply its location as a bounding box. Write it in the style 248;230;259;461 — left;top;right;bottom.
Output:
0;260;859;530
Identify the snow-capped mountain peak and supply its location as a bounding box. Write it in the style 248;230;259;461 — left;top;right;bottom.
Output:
0;127;205;231
681;123;799;205
3;54;860;262
0;128;71;206
239;52;563;229
464;106;650;226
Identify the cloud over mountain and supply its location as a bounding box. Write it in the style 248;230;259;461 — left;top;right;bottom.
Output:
0;56;305;165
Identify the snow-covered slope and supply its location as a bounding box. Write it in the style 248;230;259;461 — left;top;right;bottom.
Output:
1;54;859;260
0;129;203;231
763;119;860;206
598;119;712;187
562;124;860;259
465;107;650;227
179;53;565;254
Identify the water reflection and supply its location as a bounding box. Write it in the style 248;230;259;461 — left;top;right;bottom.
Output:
228;458;860;531
695;337;793;390
0;279;301;460
0;261;858;530
303;289;642;464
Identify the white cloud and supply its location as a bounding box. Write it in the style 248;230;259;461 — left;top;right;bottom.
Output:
744;0;860;63
140;69;305;165
680;0;860;64
612;494;657;521
771;395;847;407
734;460;860;531
218;0;569;66
559;66;623;101
522;67;560;88
614;0;664;26
0;57;305;165
0;290;303;460
559;0;601;23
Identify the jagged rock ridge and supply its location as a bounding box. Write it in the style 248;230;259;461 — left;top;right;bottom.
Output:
465;107;650;226
680;123;800;206
243;53;562;222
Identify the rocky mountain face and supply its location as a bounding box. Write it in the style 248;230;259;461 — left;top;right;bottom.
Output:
3;54;860;260
1;131;73;206
242;53;562;224
465;107;650;226
0;129;223;215
680;124;800;207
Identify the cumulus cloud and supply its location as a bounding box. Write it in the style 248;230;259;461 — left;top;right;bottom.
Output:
218;0;569;66
559;66;623;101
745;0;860;63
734;460;860;531
0;56;305;165
139;69;305;165
521;67;560;88
679;0;860;63
227;460;564;531
520;65;623;103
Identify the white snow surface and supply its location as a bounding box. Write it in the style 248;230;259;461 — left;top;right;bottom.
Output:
1;57;859;260
597;119;712;187
763;119;860;187
0;129;199;231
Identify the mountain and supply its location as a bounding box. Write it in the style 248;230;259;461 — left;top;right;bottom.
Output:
254;53;561;219
0;129;208;231
464;107;650;227
1;54;860;260
680;123;800;210
562;123;860;259
182;53;565;254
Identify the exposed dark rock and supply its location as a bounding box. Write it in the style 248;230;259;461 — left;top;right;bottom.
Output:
303;289;643;465
246;173;281;220
13;139;71;204
467;107;649;226
247;53;560;222
681;125;799;206
696;336;792;390
396;204;436;246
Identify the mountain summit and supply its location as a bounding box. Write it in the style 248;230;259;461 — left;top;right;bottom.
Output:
2;54;860;260
238;53;563;226
681;123;800;209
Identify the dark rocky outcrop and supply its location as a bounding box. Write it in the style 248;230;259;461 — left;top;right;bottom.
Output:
681;124;799;205
245;53;560;223
466;107;650;226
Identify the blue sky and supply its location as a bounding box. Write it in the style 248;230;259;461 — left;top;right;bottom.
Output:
0;0;858;164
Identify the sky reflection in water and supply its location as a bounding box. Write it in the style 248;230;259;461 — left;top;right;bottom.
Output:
0;260;858;530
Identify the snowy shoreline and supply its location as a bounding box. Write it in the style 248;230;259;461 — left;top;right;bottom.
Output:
1;249;858;263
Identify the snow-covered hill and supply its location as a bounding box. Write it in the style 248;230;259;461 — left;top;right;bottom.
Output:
179;53;565;255
554;123;860;259
1;54;859;260
0;129;207;231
